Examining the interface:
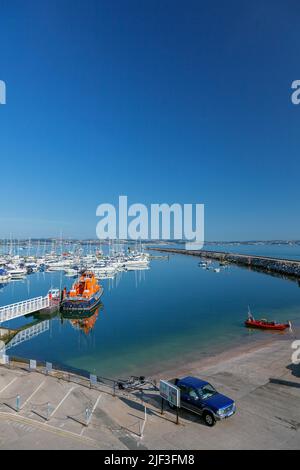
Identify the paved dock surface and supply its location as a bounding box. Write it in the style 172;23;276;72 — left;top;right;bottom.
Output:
0;340;299;450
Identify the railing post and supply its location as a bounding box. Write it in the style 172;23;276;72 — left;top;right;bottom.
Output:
16;395;20;412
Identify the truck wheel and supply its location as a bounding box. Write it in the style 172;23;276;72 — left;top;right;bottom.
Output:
203;412;216;427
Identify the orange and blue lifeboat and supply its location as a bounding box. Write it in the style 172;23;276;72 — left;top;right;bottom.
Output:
60;271;103;313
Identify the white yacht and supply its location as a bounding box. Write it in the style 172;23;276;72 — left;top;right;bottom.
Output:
91;261;117;276
199;261;208;268
7;266;27;279
47;259;74;271
25;262;38;272
123;254;149;269
0;268;11;282
64;268;79;277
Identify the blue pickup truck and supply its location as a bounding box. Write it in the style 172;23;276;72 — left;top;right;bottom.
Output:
169;376;236;426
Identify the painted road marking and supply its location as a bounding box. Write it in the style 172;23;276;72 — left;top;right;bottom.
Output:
49;386;76;418
21;380;46;409
80;393;102;435
0;411;99;448
0;377;18;394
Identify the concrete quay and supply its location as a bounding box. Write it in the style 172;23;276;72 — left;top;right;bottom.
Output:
0;339;299;450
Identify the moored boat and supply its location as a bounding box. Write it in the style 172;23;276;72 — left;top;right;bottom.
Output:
245;308;290;331
7;266;27;279
60;271;103;313
245;318;290;331
0;268;11;282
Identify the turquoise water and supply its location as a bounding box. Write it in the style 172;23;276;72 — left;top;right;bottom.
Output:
1;246;300;379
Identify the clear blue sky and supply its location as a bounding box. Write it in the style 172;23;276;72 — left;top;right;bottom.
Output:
0;0;299;240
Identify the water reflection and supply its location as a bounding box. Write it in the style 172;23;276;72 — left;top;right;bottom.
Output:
61;303;103;335
68;309;100;335
5;319;50;351
2;303;104;354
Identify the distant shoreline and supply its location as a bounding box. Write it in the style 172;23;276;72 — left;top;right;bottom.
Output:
1;239;300;245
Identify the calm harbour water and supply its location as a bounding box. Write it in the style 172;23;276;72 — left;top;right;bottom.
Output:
1;244;300;379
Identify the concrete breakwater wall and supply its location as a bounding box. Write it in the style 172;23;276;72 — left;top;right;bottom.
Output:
150;247;300;279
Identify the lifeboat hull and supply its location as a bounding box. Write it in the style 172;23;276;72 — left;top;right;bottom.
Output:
61;303;102;320
61;287;103;313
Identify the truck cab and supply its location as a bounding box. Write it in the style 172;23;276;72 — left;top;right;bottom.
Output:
172;376;236;426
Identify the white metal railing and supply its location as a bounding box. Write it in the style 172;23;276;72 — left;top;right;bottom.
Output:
0;296;50;323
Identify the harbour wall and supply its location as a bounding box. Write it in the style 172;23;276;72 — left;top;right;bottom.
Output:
149;247;300;280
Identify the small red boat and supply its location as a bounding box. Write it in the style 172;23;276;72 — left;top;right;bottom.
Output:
245;307;291;331
245;318;290;331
